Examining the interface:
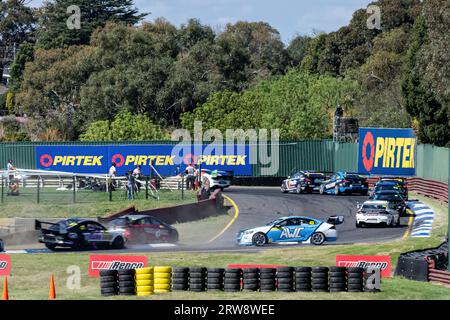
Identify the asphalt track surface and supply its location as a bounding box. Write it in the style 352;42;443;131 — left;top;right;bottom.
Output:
11;186;409;254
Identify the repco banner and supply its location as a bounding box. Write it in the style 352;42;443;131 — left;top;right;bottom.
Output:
358;128;416;176
0;254;11;276
336;255;391;278
89;255;147;277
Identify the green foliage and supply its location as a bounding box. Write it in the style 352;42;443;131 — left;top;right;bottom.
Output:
8;43;35;91
80;110;168;141
182;71;358;140
36;0;146;49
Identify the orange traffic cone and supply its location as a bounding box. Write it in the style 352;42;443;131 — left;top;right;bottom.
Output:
2;277;8;300
49;274;56;300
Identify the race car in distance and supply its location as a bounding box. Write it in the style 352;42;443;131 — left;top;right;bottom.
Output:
237;215;344;246
0;238;4;252
280;171;327;194
356;200;401;228
36;218;126;251
201;169;233;190
370;190;407;215
371;179;408;199
319;172;369;195
107;215;179;244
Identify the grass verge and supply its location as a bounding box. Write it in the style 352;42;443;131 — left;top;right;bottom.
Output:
4;193;450;300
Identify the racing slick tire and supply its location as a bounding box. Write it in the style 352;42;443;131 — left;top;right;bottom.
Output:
334;185;340;195
281;186;288;193
169;230;179;243
319;185;325;195
112;236;125;249
329;271;346;277
207;268;225;274
310;232;326;245
296;185;302;194
252;232;267;246
45;243;56;251
356;221;363;228
189;278;205;284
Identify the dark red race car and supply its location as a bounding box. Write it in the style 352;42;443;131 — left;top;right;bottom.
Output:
107;215;179;244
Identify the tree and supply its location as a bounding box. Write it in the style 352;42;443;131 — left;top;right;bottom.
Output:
80;109;168;141
36;0;146;49
286;35;311;66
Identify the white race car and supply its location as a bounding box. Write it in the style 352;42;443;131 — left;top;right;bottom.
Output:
356;200;400;228
201;169;233;190
237;215;344;246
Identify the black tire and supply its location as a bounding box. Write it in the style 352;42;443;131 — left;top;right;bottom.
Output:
277;267;294;273
100;281;117;289
189;267;207;273
347;267;364;273
347;273;364;279
252;232;267;246
278;288;293;292
224;284;241;290
100;276;116;283
243;279;259;285
312;278;328;285
189;278;206;284
169;230;179;243
243;268;259;273
329;267;346;272
189;272;206;278
101;287;118;294
45;243;56;251
311;273;328;279
172;273;189;279
224;280;241;286
112;236;125;249
277;278;293;284
207;284;223;290
173;267;189;273
310;232;326;245
348;284;364;290
260;273;276;279
330;283;346;289
119;287;135;294
277;283;293;289
329;271;346;277
295;272;312;277
189;283;206;290
312;267;329;273
118;269;135;276
277;271;293;278
207;278;223;284
260;268;276;273
172;285;189;291
100;270;118;277
329;278;346;284
225;268;242;273
118;281;135;287
295;283;312;289
330;288;346;292
260;279;276;285
311;284;329;290
173;278;189;285
118;275;134;282
295;267;312;272
312;289;329;292
348;278;363;285
207;268;225;273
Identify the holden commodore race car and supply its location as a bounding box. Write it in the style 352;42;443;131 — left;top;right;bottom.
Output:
280;171;327;194
237;215;344;246
107;215;179;244
36;218;126;251
201;169;233;190
356;200;401;228
319;172;369;195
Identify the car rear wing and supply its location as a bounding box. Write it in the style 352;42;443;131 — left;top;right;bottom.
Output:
35;220;67;234
327;216;344;225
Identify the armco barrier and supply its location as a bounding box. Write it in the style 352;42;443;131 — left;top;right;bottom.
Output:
99;189;224;224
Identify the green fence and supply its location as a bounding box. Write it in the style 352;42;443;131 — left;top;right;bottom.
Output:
0;141;448;181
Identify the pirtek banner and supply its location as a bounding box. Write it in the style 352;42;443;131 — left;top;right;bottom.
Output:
336;255;391;277
0;254;11;276
358;128;416;176
36;144;252;176
89;255;148;277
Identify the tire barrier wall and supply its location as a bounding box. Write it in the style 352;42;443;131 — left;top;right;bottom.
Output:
395;240;448;282
99;189;224;225
98;266;381;296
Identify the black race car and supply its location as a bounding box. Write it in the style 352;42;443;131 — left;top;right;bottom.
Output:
371;190;407;215
281;171;327;194
0;238;4;252
36;218;126;251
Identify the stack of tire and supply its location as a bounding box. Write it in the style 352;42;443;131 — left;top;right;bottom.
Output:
347;267;364;292
135;267;154;296
118;269;136;296
154;266;172;293
294;267;312;292
242;268;260;291
329;267;347;292
100;270;118;296
260;268;276;292
207;268;225;291
364;268;380;292
311;267;329;292
224;268;241;292
189;267;207;292
172;267;189;291
276;267;294;292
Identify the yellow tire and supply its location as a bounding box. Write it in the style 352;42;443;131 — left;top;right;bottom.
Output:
154;278;171;285
136;286;153;292
135;267;154;274
137;291;153;297
154;289;171;293
154;266;172;273
136;274;153;281
154;272;171;279
136;279;153;286
154;283;171;290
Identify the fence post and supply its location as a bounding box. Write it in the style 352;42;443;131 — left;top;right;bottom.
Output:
1;175;3;204
109;185;113;202
145;176;149;200
448;152;449;272
73;176;76;203
181;175;184;200
37;176;40;204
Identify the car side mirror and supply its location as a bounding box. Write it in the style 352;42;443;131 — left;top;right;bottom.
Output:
356;202;362;209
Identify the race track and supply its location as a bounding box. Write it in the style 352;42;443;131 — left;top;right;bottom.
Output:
7;186;409;254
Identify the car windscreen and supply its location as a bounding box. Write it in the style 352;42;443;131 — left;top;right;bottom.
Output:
373;193;402;201
306;173;325;179
266;218;284;226
345;174;363;182
50;219;80;231
109;218;131;227
362;204;387;210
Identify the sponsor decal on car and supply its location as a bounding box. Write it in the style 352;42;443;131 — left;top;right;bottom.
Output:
89;255;147;276
336;255;391;277
0;255;11;276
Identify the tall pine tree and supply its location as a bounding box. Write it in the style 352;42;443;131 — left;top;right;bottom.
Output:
37;0;146;49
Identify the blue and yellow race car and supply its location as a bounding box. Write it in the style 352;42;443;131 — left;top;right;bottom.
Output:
319;172;369;195
237;215;344;246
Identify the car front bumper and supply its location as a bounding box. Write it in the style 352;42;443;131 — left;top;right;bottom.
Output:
356;215;390;224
